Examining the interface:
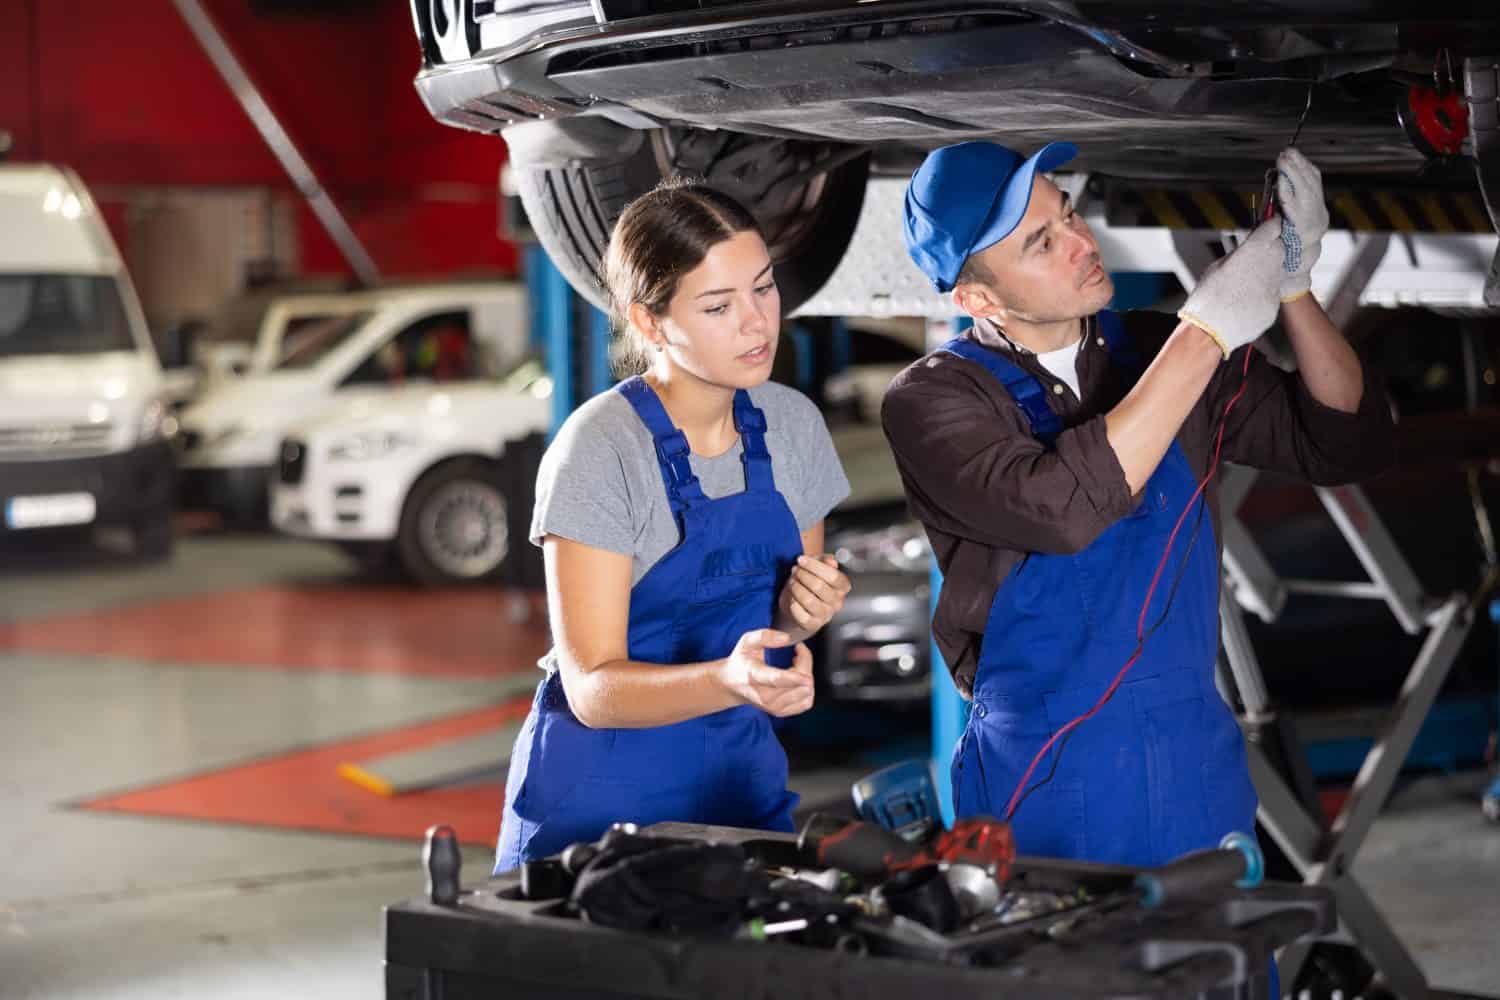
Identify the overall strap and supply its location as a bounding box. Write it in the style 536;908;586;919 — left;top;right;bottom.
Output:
1095;309;1141;372
939;338;1062;445
615;376;708;516
732;389;776;493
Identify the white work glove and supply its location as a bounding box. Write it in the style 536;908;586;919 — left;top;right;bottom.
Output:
1177;218;1284;359
1274;147;1329;302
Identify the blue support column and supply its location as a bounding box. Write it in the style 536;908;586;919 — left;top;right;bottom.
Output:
523;244;550;353
525;245;576;438
587;305;614;397
787;324;815;394
930;577;967;829
928;314;973;827
829;317;852;375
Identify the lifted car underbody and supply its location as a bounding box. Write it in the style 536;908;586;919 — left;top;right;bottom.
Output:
415;1;1500;183
411;2;1500;312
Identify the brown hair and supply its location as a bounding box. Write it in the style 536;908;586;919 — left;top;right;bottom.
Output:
955;254;993;288
603;177;763;375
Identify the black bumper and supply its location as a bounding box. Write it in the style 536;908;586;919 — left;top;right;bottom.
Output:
0;440;176;533
177;465;270;519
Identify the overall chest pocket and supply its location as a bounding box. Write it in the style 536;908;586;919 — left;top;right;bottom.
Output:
673;544;787;665
692;544;782;609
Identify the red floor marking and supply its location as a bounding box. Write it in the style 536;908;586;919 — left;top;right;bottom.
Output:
0;586;550;678
78;701;530;847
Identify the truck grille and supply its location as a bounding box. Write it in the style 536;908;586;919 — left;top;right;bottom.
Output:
0;423;113;459
278;439;306;485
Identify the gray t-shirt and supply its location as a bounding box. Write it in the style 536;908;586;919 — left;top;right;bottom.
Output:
531;380;851;587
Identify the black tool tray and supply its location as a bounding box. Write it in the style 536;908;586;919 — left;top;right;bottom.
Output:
386;822;1334;1000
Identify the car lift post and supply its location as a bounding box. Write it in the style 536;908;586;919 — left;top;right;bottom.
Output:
530;243;577;438
523;242;613;439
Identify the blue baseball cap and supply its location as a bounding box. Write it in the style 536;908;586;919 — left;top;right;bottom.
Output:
904;140;1078;292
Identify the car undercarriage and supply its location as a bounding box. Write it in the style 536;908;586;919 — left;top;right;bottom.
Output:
411;1;1500;310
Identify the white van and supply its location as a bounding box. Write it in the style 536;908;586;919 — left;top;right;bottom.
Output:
0;164;175;556
175;283;532;525
269;358;551;586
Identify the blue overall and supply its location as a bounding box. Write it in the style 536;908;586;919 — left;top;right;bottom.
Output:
495;376;802;872
946;312;1258;868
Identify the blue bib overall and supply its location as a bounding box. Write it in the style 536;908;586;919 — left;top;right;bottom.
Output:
495;376;803;872
945;312;1258;868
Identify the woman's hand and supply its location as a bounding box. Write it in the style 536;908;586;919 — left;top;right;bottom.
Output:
776;554;852;641
717;629;815;718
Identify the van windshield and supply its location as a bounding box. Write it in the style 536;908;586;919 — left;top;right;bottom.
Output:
274;311;374;370
0;274;136;358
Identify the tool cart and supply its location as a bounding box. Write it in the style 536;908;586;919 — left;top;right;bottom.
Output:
385;818;1334;1000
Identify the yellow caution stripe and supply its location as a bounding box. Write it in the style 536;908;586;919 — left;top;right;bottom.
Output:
1112;186;1493;234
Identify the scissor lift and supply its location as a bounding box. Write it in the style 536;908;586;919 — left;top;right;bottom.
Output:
1217;469;1476;998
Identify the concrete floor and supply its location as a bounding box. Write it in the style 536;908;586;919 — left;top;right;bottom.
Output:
1;528;1497;999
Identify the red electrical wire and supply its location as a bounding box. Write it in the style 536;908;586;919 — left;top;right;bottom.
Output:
1003;344;1258;822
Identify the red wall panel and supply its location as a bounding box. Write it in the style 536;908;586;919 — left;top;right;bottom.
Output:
0;3;41;156
3;1;512;278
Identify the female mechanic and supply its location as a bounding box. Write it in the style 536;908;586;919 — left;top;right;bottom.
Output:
496;180;853;871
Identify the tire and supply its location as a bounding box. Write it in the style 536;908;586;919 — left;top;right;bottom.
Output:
134;509;174;562
516;126;869;314
396;459;510;588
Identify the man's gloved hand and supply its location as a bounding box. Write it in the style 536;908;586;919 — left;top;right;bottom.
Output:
1275;147;1329;302
1177;218;1284;359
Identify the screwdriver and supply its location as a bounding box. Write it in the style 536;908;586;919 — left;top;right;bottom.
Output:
1134;832;1264;908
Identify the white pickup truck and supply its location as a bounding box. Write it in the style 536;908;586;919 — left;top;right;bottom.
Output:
175;282;530;526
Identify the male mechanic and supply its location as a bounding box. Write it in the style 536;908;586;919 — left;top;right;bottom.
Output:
884;140;1396;867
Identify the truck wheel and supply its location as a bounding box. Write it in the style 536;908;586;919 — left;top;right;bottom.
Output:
134;509;174;562
396;459;510;587
515;125;868;314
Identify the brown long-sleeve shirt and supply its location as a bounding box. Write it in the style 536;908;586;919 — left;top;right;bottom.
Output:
880;309;1397;697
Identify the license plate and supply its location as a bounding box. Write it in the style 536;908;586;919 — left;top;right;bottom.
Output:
6;493;97;530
